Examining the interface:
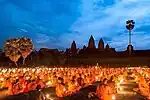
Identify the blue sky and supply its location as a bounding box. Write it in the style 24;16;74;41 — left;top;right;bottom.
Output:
0;0;150;51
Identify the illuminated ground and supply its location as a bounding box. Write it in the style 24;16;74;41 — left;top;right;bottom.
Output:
2;75;147;100
116;78;146;100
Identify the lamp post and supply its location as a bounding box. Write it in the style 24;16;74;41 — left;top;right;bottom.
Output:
126;20;135;55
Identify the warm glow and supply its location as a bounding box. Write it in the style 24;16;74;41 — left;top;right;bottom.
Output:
0;66;148;98
45;94;50;98
117;83;120;86
46;81;52;87
0;78;4;81
112;95;116;100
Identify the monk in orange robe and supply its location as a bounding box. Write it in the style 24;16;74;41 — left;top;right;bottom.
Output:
96;79;115;100
56;77;67;99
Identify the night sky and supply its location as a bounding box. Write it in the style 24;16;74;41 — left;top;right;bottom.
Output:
0;0;150;51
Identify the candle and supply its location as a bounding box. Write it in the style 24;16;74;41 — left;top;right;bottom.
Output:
112;95;116;100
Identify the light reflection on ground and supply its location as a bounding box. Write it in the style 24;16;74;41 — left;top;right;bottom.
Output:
116;77;146;100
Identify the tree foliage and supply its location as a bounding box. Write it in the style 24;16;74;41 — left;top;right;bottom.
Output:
4;37;34;66
19;37;34;65
4;39;21;66
20;38;33;55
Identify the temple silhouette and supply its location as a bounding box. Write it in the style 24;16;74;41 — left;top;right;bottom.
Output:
1;35;150;67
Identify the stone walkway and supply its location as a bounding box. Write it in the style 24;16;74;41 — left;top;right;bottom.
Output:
116;77;146;100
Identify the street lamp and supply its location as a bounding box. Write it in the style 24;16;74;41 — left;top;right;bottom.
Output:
126;20;135;55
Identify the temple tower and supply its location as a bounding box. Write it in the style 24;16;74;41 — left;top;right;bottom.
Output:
98;38;104;50
105;43;110;50
83;45;86;50
88;35;96;49
71;40;76;50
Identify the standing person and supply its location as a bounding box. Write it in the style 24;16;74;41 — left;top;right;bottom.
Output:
56;77;67;100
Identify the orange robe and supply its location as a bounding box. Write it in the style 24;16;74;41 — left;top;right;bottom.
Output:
96;84;114;100
56;83;66;97
27;82;37;91
8;82;13;95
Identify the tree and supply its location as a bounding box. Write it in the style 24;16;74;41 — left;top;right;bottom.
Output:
18;37;34;65
4;37;34;66
4;39;21;66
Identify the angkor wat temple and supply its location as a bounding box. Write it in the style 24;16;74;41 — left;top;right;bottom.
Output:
1;35;150;67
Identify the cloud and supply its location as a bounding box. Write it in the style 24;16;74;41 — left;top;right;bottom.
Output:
59;0;150;51
35;33;50;44
1;0;150;51
19;28;28;33
109;31;150;50
34;33;66;50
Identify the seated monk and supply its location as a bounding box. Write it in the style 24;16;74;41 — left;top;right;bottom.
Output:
7;80;14;95
77;74;84;87
107;76;117;94
139;83;149;96
67;79;80;94
12;80;23;95
138;77;149;96
27;80;37;92
146;83;150;100
36;79;45;89
56;77;68;99
51;76;57;87
21;80;28;93
96;78;115;100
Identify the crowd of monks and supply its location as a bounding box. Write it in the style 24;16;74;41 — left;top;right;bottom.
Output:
0;66;150;100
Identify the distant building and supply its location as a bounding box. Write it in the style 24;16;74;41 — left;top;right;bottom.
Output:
71;40;76;51
83;45;86;50
105;43;110;50
2;34;150;66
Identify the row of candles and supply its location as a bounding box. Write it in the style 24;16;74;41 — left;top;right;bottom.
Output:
0;66;149;73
